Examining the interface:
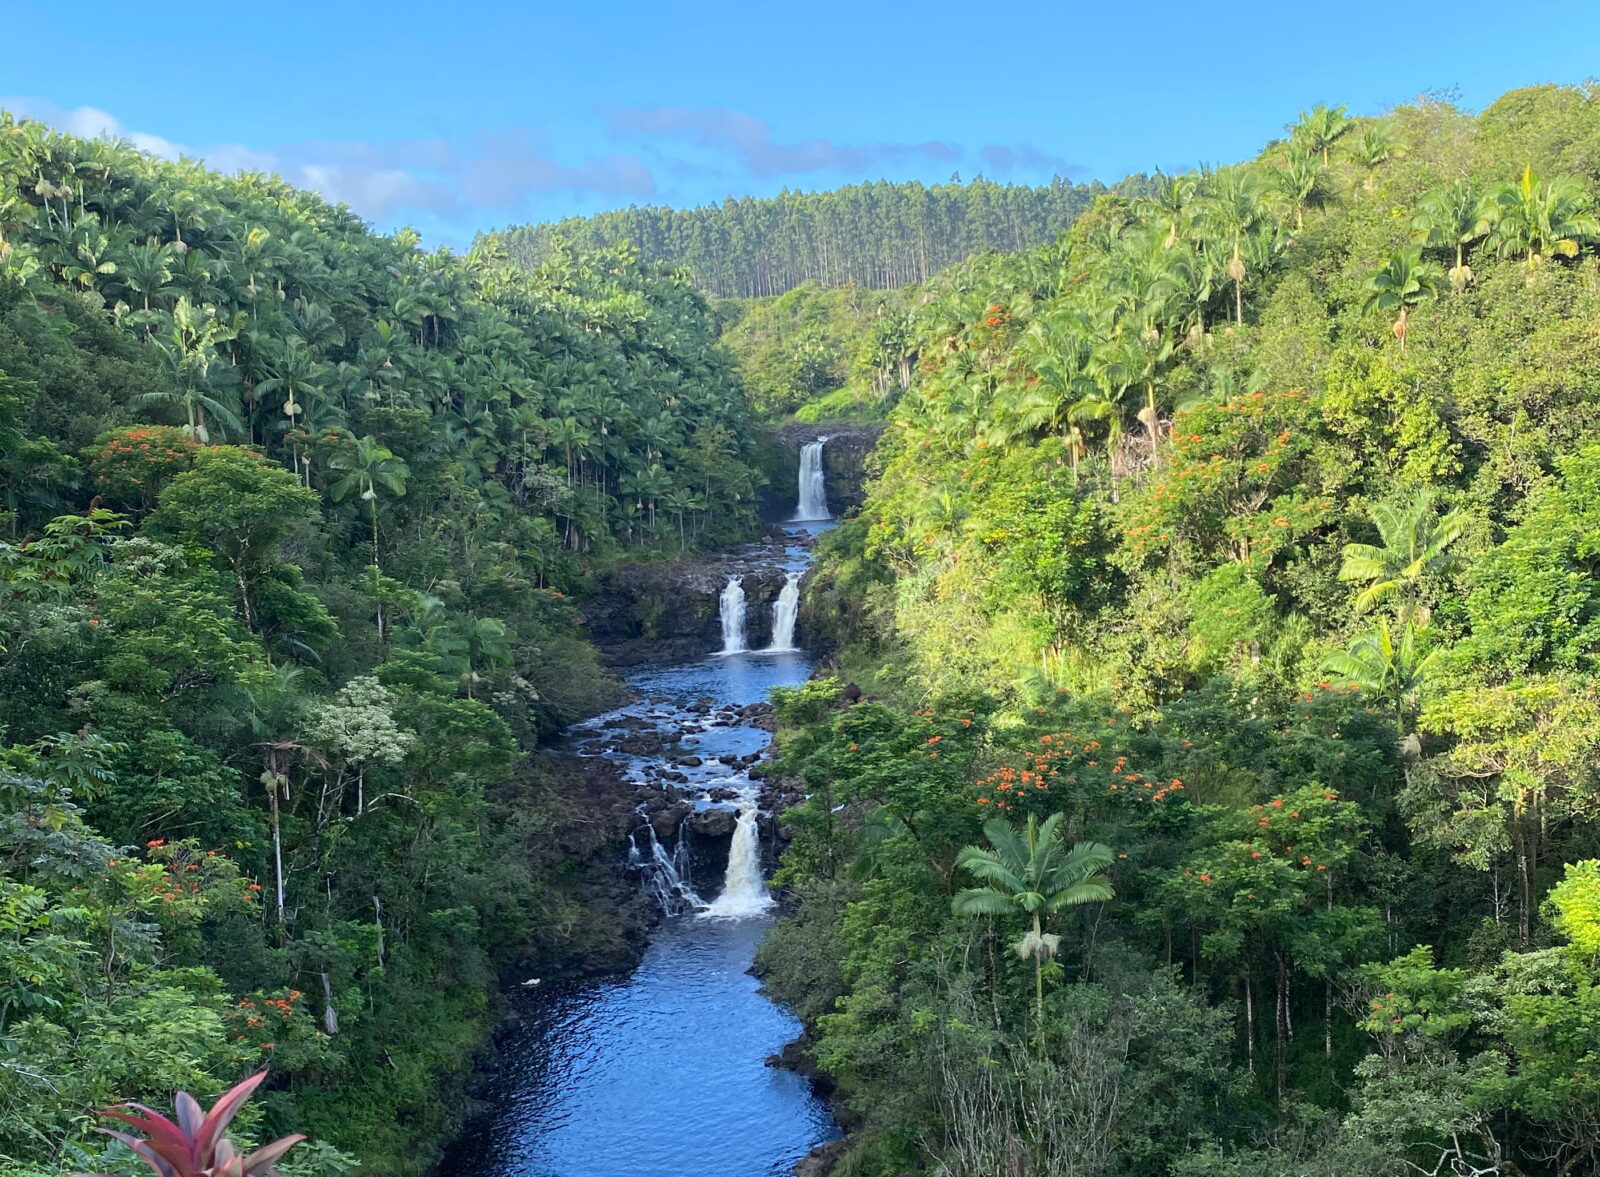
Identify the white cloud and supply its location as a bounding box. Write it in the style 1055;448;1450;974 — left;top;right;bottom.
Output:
0;97;658;232
3;97;186;160
603;104;961;178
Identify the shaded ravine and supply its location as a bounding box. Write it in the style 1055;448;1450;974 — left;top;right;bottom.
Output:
445;525;837;1177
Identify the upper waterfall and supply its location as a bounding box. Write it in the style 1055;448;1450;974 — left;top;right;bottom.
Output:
794;438;830;521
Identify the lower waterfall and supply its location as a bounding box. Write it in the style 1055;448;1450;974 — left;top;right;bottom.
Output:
629;821;703;915
701;804;773;918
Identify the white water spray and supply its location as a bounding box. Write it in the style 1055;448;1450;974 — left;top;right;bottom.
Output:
794;438;830;521
629;821;703;915
701;803;772;918
765;573;801;653
718;576;748;654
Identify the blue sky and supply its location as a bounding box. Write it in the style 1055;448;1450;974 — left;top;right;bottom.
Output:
6;0;1600;246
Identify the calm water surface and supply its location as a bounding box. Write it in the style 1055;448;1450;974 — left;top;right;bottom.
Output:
448;527;837;1177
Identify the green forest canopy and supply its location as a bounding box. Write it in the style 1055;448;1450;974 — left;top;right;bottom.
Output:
487;175;1103;297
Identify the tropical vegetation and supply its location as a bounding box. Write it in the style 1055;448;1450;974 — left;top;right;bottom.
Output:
756;82;1600;1177
0;107;766;1176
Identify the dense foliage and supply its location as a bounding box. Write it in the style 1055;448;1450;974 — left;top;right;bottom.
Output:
712;283;920;420
489;176;1101;297
0;111;766;1175
763;84;1600;1176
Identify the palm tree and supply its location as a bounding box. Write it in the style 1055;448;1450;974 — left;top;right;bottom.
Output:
1364;247;1443;354
622;463;674;535
1320;619;1436;734
1484;166;1600;269
328;436;409;570
135;297;244;442
1351;123;1404;190
239;664;322;925
1411;181;1493;291
257;337;329;483
1275;143;1328;231
1200;167;1274;325
1338;491;1465;618
456;616;513;699
118;240;177;311
952;813;1114;1030
1291;103;1352;164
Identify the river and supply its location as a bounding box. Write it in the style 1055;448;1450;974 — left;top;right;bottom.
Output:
445;523;838;1177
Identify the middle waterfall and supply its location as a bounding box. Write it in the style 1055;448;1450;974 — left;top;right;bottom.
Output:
718;575;748;654
765;573;801;653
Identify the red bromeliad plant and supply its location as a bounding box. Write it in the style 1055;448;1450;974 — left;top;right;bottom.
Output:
79;1071;304;1177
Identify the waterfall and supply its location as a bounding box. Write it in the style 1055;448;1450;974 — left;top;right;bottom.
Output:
701;804;773;918
794;438;830;521
718;575;748;654
765;573;801;653
629;821;703;915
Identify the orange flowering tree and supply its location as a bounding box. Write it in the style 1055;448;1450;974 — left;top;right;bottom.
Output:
829;697;990;842
1120;388;1340;572
1156;784;1382;1092
89;425;203;509
970;725;1185;831
87;839;256;974
225;987;330;1070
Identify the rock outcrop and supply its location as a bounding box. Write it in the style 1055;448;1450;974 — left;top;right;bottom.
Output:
583;529;815;665
775;423;887;517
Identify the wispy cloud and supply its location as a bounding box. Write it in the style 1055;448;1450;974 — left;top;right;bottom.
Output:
2;97;1080;238
602;104;961;178
979;141;1079;177
1;98;658;229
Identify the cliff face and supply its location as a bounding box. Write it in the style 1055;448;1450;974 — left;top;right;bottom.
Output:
775;423;886;517
582;530;814;665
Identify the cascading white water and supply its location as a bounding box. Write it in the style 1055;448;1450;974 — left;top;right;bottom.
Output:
794;438;830;521
700;803;772;918
765;573;801;653
718;575;748;654
630;821;704;915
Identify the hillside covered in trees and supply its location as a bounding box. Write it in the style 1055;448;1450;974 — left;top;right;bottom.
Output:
0;111;768;1175
757;83;1600;1176
489;176;1102;298
16;66;1600;1177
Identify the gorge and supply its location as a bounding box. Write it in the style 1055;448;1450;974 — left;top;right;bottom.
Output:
13;77;1600;1177
446;505;836;1177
